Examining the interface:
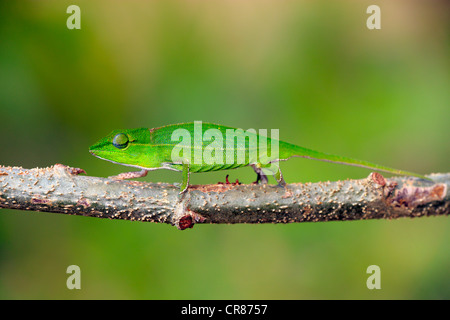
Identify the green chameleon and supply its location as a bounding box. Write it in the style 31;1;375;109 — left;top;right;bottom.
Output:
89;122;428;193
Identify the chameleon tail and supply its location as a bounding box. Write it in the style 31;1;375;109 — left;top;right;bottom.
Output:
279;141;430;180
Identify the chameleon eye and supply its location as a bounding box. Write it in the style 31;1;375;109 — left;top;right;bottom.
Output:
112;133;129;149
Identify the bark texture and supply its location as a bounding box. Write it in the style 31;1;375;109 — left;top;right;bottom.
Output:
0;164;448;230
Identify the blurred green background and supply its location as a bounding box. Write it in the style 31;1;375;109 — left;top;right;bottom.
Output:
0;0;449;299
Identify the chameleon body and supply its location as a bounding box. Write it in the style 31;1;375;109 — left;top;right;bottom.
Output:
89;122;428;193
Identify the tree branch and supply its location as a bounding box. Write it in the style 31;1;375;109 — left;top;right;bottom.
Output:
0;164;448;230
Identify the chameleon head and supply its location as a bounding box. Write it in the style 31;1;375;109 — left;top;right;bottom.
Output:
89;128;155;169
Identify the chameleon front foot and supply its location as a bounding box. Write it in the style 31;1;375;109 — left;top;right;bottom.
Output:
178;163;190;196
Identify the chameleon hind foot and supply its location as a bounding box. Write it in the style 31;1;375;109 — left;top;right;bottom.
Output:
251;164;269;185
251;164;286;187
274;167;286;187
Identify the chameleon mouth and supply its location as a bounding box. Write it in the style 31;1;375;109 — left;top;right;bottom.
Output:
89;147;103;155
89;149;115;161
89;148;126;158
89;149;118;159
89;150;127;166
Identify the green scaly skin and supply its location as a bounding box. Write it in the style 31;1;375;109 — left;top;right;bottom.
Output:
89;122;429;194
